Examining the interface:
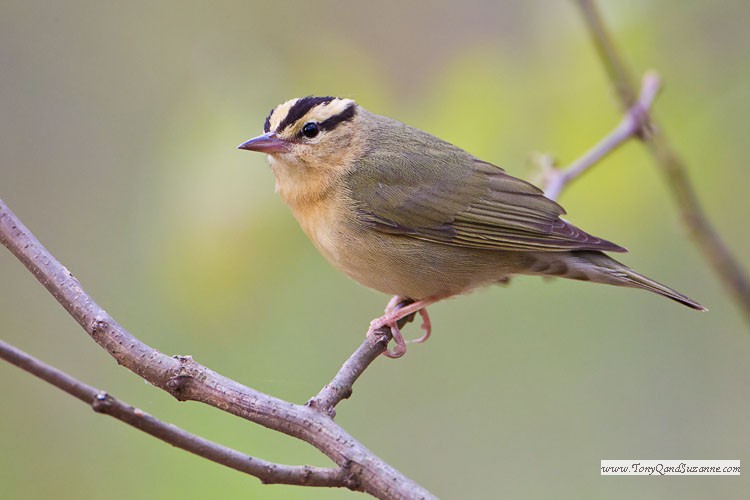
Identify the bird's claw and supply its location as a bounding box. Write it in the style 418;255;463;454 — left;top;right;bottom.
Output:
409;308;431;344
366;296;434;358
366;315;406;358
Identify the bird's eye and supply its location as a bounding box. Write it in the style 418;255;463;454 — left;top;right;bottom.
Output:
301;122;319;138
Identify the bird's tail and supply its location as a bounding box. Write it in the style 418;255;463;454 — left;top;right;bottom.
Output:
556;251;707;311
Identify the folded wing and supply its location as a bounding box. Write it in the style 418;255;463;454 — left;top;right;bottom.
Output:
348;144;626;253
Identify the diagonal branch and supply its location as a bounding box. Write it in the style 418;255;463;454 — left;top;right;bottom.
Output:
0;197;435;500
308;330;390;418
543;72;661;201
308;310;417;418
0;339;347;488
575;0;750;323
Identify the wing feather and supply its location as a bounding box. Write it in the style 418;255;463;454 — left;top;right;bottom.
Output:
348;114;626;254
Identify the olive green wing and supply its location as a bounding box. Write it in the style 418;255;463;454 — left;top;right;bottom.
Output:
347;141;625;253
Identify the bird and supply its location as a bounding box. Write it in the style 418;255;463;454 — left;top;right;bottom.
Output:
238;96;706;357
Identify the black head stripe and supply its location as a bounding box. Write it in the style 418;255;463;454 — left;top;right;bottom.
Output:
318;103;357;132
277;96;335;132
263;107;273;133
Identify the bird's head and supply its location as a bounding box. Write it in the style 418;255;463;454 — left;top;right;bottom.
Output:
238;96;367;204
238;97;365;196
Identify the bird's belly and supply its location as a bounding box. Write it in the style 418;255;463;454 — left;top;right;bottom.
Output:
294;202;526;299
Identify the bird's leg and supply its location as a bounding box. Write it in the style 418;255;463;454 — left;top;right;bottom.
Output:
382;322;407;359
384;295;405;315
368;295;409;358
370;296;442;331
367;295;444;357
409;308;432;344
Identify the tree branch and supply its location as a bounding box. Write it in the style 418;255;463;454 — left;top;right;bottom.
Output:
0;197;435;500
307;307;418;417
5;5;742;495
543;71;661;201
0;339;347;488
574;0;750;323
308;330;390;418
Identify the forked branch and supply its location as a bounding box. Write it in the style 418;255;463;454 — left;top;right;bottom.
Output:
2;4;745;498
542;71;661;201
0;198;433;500
574;0;750;323
0;340;347;488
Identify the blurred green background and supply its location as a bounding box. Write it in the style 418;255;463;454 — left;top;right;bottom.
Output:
1;1;749;499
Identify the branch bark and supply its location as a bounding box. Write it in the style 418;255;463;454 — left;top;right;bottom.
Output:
0;339;347;488
543;72;661;201
308;330;390;418
574;0;750;323
308;313;416;417
4;5;744;495
0;197;435;500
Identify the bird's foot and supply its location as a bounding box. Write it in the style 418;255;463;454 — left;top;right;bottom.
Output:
410;308;432;344
381;321;407;359
383;295;405;316
367;295;440;358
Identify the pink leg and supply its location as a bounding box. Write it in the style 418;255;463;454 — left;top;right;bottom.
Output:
368;296;442;333
367;295;408;338
409;308;432;344
384;295;404;315
382;322;407;358
367;295;445;358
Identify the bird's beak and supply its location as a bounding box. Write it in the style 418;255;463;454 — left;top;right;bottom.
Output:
237;132;290;154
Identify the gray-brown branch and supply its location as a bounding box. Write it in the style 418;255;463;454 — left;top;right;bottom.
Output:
0;197;435;500
307;310;414;418
0;339;346;488
308;330;391;418
543;72;660;201
575;0;750;323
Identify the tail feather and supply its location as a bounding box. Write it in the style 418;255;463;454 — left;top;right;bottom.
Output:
612;267;707;311
568;251;707;311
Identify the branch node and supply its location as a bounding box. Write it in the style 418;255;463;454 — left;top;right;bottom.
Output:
308;327;394;417
529;152;558;188
306;396;340;419
91;391;112;413
342;460;362;491
540;71;664;201
90;316;109;339
629;72;661;141
165;374;193;400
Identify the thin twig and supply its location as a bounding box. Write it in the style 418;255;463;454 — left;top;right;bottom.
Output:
0;339;347;488
308;313;418;417
575;0;750;323
0;197;435;500
543;72;661;201
308;330;390;417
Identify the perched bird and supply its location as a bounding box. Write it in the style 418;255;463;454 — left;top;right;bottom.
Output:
238;96;705;357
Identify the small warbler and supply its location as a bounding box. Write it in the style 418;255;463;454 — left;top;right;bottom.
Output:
239;96;705;357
